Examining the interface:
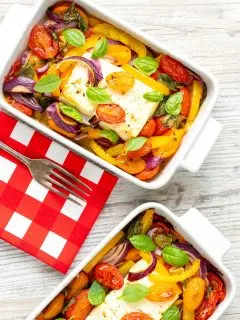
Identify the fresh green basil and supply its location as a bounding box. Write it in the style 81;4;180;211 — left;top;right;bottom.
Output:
162;245;189;267
92;38;108;59
133;56;159;76
101;130;119;144
129;234;156;252
63;3;88;32
164;92;183;116
58;103;83;123
119;284;150;303
86;87;112;104
63;28;85;47
125;137;148;152
20;64;36;80
158;73;182;91
162;305;180;320
143;91;164;102
88;281;106;306
34;74;62;93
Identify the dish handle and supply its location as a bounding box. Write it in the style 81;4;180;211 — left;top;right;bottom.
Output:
181;117;222;173
178;208;230;262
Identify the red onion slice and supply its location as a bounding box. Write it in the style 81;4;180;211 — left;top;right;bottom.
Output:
37;63;49;74
102;241;130;265
52;21;77;32
46;9;65;23
3;76;35;93
144;156;163;170
10;93;42;112
128;252;157;282
20;50;31;65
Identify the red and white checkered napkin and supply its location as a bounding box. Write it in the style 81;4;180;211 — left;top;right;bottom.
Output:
0;112;117;273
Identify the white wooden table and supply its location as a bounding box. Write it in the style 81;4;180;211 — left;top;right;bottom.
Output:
0;0;239;319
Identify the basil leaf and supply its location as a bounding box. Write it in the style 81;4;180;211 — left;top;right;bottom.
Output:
158;73;182;91
64;3;88;32
63;28;85;47
88;281;106;306
101;130;119;144
143;91;164;102
119;284;150;303
162;245;189;267
20;64;36;80
133;56;159;76
58;103;83;123
86;87;112;104
162;305;180;320
125;137;148;152
129;234;156;252
164;92;183;116
92;38;108;59
34;74;62;93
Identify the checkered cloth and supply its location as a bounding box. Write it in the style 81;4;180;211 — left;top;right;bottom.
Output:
0;112;117;273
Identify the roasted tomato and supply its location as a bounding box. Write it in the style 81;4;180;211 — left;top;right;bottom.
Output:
121;312;153;320
96;104;126;124
180;87;191;118
5;59;22;82
29;25;59;59
195;288;219;320
135;164;160;181
208;272;226;302
127;140;152;159
6;96;33;117
140;119;156;138
153;116;170;136
93;262;124;290
65;289;93;320
160;55;193;85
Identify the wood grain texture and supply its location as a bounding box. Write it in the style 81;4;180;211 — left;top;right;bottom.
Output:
0;0;239;319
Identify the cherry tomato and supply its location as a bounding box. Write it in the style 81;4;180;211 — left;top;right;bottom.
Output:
147;282;178;302
117;155;146;175
29;25;59;59
135;164;160;181
5;59;22;82
6;96;33;117
183;277;206;312
152;221;170;233
153;116;170;136
65;289;93;320
208;272;226;302
140;119;156;137
195;289;219;320
93;262;124;290
160;55;193;85
121;312;153;320
180;87;191;118
96;104;126;124
127;140;152;159
151;70;160;81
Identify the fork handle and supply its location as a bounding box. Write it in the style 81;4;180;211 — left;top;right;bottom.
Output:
0;141;30;166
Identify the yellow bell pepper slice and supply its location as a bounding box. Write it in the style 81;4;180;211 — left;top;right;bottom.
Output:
149;136;171;149
107;144;125;157
149;259;201;283
65;35;100;58
90;140;117;165
93;23;147;57
182;307;195;320
122;64;170;96
88;16;103;27
186;80;203;128
141;209;154;234
83;231;124;273
152;128;185;158
118;260;135;276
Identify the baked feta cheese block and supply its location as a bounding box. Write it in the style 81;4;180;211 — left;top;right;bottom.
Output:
60;53;159;141
86;259;180;320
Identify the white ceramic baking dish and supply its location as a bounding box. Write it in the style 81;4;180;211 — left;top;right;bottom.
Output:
0;2;222;189
26;202;235;320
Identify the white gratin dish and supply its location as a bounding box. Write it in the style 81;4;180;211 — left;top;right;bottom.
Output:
26;202;236;320
0;1;222;189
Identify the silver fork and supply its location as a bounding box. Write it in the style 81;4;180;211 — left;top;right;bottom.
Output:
0;141;92;206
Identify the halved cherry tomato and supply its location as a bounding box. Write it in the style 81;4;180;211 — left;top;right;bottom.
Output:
208;272;226;302
152;221;170;233
117;155;146;174
135;164;160;181
5;59;22;82
29;25;59;59
140;119;156;137
153;116;170;136
51;1;88;24
6;96;33;117
183;277;206;312
147;282;179;302
127;140;152;159
65;289;93;320
121;312;153;320
96;104;126;124
93;262;124;290
159;55;193;85
180;87;191;118
195;289;219;320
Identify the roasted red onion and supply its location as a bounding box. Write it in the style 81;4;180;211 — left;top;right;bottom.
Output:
128;252;157;282
44;20;57;29
102;241;130;265
3;76;35;93
47;103;80;133
51;21;77;32
37;63;49;74
144;156;162;170
107;39;122;45
175;243;207;278
20;50;31;65
46;9;65;23
10;93;42;112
